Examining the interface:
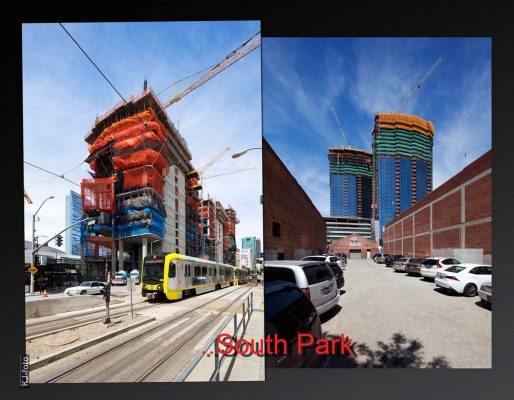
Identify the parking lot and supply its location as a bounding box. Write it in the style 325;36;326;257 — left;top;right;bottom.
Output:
321;258;491;368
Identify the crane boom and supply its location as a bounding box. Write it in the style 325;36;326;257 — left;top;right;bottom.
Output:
202;167;255;180
162;33;261;109
197;146;231;176
399;57;442;111
329;107;349;147
24;190;33;204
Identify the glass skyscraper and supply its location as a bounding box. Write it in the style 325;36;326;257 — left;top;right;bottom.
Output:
65;190;82;255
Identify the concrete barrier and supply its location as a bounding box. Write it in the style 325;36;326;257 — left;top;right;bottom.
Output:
26;295;107;319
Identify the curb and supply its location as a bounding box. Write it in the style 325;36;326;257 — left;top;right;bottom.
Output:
30;316;155;370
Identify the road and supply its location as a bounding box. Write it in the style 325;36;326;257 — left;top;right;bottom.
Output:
320;258;491;368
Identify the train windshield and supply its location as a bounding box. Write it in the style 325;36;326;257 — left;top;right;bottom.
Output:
143;259;165;283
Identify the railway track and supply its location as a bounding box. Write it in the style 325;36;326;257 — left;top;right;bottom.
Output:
39;285;251;383
26;302;158;340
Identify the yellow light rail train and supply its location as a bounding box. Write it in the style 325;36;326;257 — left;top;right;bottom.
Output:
141;252;248;300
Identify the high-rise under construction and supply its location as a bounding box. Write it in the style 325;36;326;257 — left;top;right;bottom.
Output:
329;147;373;218
372;113;434;239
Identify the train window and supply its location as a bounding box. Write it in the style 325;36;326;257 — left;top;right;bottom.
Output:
184;265;189;277
213;268;217;277
194;266;201;277
168;263;176;278
208;267;212;276
202;266;207;277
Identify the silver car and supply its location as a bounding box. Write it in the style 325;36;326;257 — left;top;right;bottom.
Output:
420;257;461;279
393;257;413;272
264;260;340;315
478;282;492;308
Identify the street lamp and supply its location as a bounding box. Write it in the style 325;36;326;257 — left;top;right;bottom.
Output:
31;196;54;294
231;147;262;159
150;239;160;254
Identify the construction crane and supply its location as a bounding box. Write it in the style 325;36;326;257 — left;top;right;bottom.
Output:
197;146;231;176
162;32;261;109
398;57;442;111
202;167;255;180
24;190;33;204
329;106;349;147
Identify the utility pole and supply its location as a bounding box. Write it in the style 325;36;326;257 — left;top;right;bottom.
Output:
30;196;54;295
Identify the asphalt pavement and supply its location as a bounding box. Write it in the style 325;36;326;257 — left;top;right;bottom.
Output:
321;258;491;368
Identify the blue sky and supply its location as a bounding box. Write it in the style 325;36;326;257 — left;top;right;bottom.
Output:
23;21;262;249
262;37;491;216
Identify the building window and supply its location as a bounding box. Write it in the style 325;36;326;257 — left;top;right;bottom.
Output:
277;252;285;260
272;222;281;237
175;238;179;246
176;248;180;253
175;222;179;229
175;199;179;212
175;186;178;196
176;213;179;221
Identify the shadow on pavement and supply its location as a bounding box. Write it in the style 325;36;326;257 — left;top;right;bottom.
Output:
320;305;342;324
475;300;492;311
433;287;458;297
320;333;451;368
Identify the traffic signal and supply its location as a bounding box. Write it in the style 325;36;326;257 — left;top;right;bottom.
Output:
55;234;63;247
34;255;40;266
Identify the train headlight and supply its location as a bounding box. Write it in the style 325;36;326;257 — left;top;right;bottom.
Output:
157;284;163;290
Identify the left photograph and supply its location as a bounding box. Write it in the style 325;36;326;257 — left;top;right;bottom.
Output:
23;21;263;382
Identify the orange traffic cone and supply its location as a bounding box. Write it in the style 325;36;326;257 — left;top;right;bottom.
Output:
43;290;48;298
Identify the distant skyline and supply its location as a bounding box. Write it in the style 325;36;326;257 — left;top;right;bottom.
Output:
262;37;491;217
23;21;262;250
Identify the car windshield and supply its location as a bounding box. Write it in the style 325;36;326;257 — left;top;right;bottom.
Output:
423;259;438;265
79;282;91;286
302;256;323;261
444;266;466;273
397;258;408;262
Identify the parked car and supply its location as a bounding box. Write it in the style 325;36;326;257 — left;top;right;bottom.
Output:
112;270;128;286
326;253;347;267
384;254;403;267
434;264;492;297
64;281;105;296
392;257;415;272
326;261;345;289
404;259;424;276
265;280;322;368
375;253;391;264
420;257;461;280
372;253;380;262
265;260;340;315
478;282;492;308
301;254;345;270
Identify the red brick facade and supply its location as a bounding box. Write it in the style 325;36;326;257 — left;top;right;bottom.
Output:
331;234;379;258
383;150;491;263
263;139;327;260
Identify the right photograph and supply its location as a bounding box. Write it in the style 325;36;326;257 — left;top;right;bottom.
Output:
262;37;491;368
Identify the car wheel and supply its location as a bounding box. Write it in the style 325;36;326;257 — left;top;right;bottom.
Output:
100;289;104;295
463;283;477;297
80;290;87;295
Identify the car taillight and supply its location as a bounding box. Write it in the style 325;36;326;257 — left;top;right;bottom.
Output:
301;287;311;299
447;276;459;281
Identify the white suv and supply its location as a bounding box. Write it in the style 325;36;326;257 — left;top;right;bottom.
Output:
264;260;340;315
302;255;345;270
420;257;461;280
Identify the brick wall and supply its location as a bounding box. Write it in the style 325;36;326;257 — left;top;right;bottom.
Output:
383;150;491;261
263;140;327;260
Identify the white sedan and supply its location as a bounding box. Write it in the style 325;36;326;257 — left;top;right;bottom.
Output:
435;264;492;297
64;281;105;296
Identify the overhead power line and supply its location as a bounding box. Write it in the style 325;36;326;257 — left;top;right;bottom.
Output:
24;161;80;186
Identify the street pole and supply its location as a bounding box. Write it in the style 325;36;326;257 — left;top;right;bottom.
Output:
129;274;133;318
104;269;111;324
30;196;54;295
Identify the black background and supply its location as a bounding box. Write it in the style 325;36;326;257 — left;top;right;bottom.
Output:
3;2;514;399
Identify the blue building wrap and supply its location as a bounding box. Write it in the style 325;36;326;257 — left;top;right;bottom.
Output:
416;160;428;201
399;157;412;213
378;157;396;235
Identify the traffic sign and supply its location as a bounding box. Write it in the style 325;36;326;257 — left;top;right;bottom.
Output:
28;266;38;275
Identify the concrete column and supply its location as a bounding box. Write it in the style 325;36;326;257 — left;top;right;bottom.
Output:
461;187;466;249
429;204;433;255
111;239;116;275
412;215;416;257
142;237;148;261
119;239;124;270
